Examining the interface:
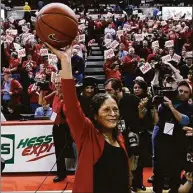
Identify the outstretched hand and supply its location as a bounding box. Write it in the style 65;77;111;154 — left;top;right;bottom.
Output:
44;43;72;63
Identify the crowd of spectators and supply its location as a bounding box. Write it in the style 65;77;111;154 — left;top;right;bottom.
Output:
1;2;193;193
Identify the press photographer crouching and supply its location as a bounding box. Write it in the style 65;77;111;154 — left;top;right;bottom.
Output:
152;80;193;193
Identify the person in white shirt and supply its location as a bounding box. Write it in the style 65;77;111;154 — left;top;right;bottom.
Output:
104;24;116;36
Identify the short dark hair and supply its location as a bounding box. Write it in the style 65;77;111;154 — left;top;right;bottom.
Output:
104;78;122;91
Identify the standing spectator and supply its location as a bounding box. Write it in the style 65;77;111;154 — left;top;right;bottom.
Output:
153;80;193;193
103;61;122;81
71;49;85;83
23;2;31;23
121;47;140;88
28;82;41;113
44;74;74;182
37;0;44;10
78;77;98;118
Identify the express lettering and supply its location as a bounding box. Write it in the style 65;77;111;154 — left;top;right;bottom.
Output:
22;143;54;157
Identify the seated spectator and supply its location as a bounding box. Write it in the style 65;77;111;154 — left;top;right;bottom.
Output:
1;69;23;115
34;99;52;118
180;56;193;79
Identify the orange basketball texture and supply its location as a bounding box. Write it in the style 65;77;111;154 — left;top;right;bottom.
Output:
35;3;78;48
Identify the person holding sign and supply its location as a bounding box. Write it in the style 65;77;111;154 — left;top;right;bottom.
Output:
45;43;132;193
153;80;193;193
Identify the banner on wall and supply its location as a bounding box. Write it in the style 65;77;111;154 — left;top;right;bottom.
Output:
1;124;57;172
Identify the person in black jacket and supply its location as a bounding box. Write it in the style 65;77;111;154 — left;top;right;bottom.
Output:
71;49;85;83
153;80;193;193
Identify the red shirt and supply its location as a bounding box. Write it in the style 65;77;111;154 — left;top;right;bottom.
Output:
122;55;140;73
28;84;39;104
61;79;130;193
22;60;37;72
45;93;66;125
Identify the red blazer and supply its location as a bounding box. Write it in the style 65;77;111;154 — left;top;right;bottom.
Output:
61;79;131;193
2;79;23;104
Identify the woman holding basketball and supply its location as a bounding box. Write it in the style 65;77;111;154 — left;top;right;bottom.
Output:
45;43;131;193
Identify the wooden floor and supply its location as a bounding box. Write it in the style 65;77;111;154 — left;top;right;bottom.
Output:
1;167;168;192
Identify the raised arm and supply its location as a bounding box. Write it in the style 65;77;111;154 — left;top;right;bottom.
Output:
45;43;93;148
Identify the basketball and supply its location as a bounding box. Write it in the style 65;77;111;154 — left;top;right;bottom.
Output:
35;3;78;48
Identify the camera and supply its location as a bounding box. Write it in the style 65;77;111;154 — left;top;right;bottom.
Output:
153;87;178;105
36;80;50;91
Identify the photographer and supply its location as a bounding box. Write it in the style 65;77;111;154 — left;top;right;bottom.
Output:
153;80;193;193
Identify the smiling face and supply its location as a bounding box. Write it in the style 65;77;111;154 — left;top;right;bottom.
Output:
94;98;119;130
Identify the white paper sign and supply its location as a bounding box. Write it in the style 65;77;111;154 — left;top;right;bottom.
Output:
13;43;21;51
50;112;57;122
165;40;174;48
104;48;115;59
7;29;18;36
186;51;193;58
6;35;14;42
48;54;58;63
18;19;26;26
172;54;181;63
139;62;152;74
152;40;159;48
133;10;138;15
18;48;26;58
139;15;146;20
78;34;85;42
51;72;57;84
162;55;172;63
110;40;119;49
134;34;144;41
40;49;49;56
163;122;174;135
